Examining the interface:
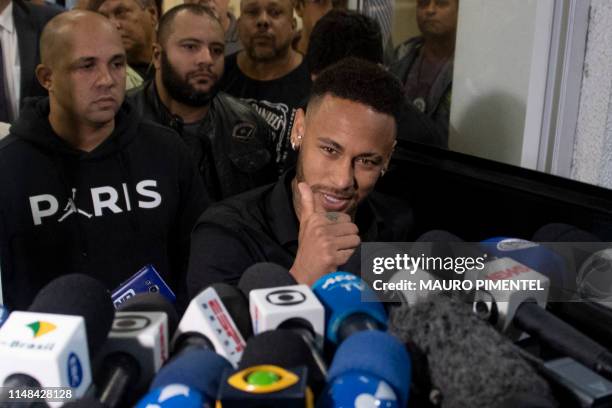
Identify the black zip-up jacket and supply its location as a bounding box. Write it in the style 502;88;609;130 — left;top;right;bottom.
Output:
128;82;278;202
0;97;208;310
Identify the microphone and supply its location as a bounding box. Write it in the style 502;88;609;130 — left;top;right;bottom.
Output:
237;263;298;295
111;264;176;308
239;263;327;381
0;275;115;405
389;294;555;408
28;274;115;355
217;330;316;407
94;294;175;408
312;271;387;345
135;348;232;408
118;292;179;336
172;283;250;366
318;330;411;408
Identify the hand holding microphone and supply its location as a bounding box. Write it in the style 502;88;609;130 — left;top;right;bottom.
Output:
291;183;361;285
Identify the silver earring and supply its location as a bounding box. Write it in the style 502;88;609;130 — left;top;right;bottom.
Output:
381;168;387;177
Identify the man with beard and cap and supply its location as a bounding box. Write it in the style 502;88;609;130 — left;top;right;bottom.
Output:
129;4;278;202
0;10;208;311
187;58;414;294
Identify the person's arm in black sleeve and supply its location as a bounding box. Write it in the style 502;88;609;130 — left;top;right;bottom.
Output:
171;144;210;312
186;223;255;299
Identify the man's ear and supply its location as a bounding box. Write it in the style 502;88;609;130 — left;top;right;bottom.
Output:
383;139;397;169
290;108;306;150
35;64;53;92
152;43;162;70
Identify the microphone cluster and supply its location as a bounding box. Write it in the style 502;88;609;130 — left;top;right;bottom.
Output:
0;222;611;407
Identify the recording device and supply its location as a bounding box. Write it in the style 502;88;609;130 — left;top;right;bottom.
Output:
94;309;169;407
0;275;115;406
135;348;232;408
390;294;555;408
318;330;411;408
111;265;176;308
172;283;249;367
217;330;315;408
312;271;387;345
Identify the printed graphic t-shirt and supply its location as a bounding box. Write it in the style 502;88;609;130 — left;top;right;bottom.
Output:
220;53;312;172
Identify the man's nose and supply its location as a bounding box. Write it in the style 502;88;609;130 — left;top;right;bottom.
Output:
329;158;356;191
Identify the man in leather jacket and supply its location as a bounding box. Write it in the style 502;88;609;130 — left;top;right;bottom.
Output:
129;3;278;201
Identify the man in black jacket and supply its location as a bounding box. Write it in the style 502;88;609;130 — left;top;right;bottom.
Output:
0;10;208;310
187;58;413;294
129;4;278;202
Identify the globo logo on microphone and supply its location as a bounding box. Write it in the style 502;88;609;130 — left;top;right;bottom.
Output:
265;290;306;306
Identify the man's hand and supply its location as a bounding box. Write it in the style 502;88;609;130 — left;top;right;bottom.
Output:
289;182;360;285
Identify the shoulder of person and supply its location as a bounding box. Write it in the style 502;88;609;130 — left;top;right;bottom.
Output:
14;0;62;25
194;183;273;230
214;92;272;131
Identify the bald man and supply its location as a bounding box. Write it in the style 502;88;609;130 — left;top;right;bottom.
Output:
0;10;208;311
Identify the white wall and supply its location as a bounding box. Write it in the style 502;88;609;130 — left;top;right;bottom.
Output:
449;0;554;169
571;0;612;189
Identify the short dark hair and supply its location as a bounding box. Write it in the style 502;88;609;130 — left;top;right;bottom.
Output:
157;4;221;46
306;10;383;76
309;57;403;122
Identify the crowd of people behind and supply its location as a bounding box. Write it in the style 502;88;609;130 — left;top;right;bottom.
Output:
0;0;458;310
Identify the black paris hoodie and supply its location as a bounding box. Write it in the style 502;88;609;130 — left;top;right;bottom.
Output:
0;97;208;310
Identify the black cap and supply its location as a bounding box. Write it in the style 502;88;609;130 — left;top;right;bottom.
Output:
238;263;297;297
28;274;114;356
118;293;179;336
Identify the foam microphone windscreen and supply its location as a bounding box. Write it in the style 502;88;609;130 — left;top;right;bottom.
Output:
389;295;555;408
118;293;179;335
238;329;323;388
28;274;114;355
237;263;297;296
149;348;232;399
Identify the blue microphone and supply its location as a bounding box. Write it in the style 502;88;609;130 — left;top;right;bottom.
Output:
135;348;232;408
318;330;411;408
311;272;387;345
480;237;569;295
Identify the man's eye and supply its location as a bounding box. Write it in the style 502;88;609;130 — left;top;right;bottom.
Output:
183;43;198;51
321;146;337;155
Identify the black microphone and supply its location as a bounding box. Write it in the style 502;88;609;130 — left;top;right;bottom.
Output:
217;330;318;406
94;293;176;408
389;294;556;408
28;274;115;355
237;262;297;295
